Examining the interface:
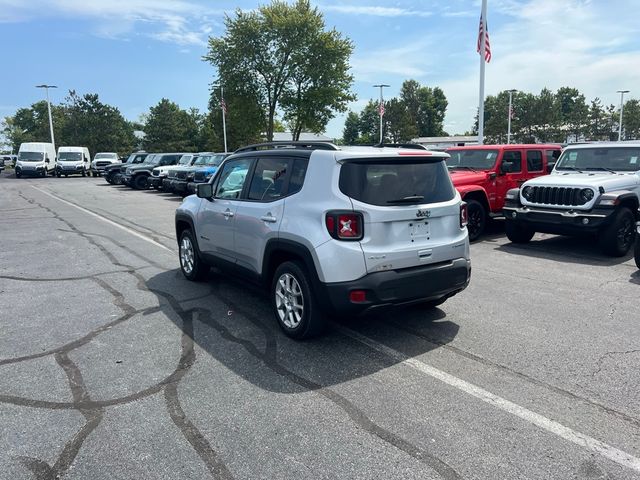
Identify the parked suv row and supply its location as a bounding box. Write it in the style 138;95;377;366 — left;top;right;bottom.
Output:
175;142;471;339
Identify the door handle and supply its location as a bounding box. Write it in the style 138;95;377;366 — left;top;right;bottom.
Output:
261;214;277;223
223;210;234;218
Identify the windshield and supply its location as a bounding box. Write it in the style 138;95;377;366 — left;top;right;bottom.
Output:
446;149;499;170
59;152;82;161
194;154;226;167
178;155;194;165
126;154;147;164
95;153;117;160
555;147;640;172
18;152;44;162
339;159;456;206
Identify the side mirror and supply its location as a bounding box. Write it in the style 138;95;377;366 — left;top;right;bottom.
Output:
45;158;50;164
197;183;213;199
500;161;512;174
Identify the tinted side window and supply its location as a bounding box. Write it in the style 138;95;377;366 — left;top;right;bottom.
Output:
288;158;308;195
526;150;543;171
545;149;561;169
502;151;522;173
248;157;291;201
161;155;180;165
214;158;252;199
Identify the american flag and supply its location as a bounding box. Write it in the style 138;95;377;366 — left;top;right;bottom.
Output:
220;98;227;114
477;14;491;63
508;104;515;119
378;101;385;116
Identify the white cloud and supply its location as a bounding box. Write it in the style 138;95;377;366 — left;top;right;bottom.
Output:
0;0;223;46
321;4;432;17
350;38;436;81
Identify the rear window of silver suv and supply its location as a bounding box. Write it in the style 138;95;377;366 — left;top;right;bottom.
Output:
338;158;456;206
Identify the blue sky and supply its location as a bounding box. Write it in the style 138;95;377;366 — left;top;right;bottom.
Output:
2;0;640;141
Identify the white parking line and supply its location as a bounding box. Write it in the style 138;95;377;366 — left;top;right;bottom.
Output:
336;325;640;474
31;186;174;253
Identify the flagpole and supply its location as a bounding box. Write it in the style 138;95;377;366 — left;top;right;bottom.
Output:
477;0;487;145
220;85;228;153
373;84;389;144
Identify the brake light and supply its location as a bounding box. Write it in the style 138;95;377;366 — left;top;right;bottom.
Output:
460;202;468;228
349;290;367;303
325;211;364;241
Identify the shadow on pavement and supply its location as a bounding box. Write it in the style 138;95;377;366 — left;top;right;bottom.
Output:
146;268;459;394
494;233;633;267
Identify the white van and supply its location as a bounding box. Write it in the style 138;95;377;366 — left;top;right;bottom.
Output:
56;146;91;177
16;142;56;178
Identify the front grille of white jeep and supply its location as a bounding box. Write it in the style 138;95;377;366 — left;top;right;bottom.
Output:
527;186;587;206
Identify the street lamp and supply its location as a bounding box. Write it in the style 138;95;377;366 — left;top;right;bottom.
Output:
35;84;57;151
617;89;630;141
506;89;517;144
373;84;390;144
212;84;228;153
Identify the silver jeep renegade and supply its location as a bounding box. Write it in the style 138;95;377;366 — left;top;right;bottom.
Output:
175;142;471;339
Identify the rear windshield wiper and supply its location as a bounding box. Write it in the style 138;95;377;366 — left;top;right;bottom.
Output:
448;166;478;172
585;167;616;173
387;195;425;204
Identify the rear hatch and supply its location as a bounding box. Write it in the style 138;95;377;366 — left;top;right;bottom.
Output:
339;154;467;273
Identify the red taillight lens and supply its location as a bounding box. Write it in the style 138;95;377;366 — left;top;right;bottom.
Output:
325;211;364;241
349;290;367;303
460;202;468;228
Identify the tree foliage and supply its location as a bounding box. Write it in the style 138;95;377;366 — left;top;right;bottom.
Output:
204;0;354;141
343;79;447;144
142;98;201;152
477;87;639;143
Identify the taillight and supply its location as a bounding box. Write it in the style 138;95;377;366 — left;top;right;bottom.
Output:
325;211;364;241
460;202;468;228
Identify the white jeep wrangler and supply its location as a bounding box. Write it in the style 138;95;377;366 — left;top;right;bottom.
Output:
503;142;640;256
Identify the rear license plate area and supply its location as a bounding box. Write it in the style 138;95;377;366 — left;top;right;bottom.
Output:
409;221;430;242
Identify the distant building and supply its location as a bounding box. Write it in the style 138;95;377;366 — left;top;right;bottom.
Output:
272;132;333;142
412;135;479;149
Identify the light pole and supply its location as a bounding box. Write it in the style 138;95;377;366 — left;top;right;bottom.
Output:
617;89;630;141
35;84;57;151
213;84;228;153
507;89;516;144
373;84;389;144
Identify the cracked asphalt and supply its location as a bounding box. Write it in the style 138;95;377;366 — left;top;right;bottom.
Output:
1;174;639;480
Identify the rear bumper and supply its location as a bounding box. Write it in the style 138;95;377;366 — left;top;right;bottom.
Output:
318;258;471;315
503;204;615;235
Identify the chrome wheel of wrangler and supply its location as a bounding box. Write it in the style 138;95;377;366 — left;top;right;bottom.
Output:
180;236;195;275
275;273;304;329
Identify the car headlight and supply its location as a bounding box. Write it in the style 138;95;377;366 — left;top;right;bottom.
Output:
126;168;133;175
579;188;594;202
521;186;533;201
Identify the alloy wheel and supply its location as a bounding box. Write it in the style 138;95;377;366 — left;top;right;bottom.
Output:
275;273;304;329
180;236;195;275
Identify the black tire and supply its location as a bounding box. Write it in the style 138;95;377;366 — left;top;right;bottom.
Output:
56;172;61;178
81;169;86;177
466;199;486;242
505;220;535;243
598;207;636;257
15;171;21;178
178;229;209;281
271;261;326;339
634;238;640;270
41;169;46;178
132;174;148;190
64;174;68;178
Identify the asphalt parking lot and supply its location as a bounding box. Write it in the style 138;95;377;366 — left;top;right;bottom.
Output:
1;174;639;480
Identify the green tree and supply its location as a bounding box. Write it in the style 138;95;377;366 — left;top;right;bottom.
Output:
342;111;360;144
399;80;448;137
3;100;66;152
208;87;264;151
384;98;417;143
532;88;560;142
622;99;640;140
143;98;199;152
556;87;588;142
204;0;354;141
358;100;382;144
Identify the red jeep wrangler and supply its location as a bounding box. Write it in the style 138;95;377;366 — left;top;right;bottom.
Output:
446;144;562;240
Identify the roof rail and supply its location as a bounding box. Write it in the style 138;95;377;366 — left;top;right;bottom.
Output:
373;143;428;150
234;141;339;153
